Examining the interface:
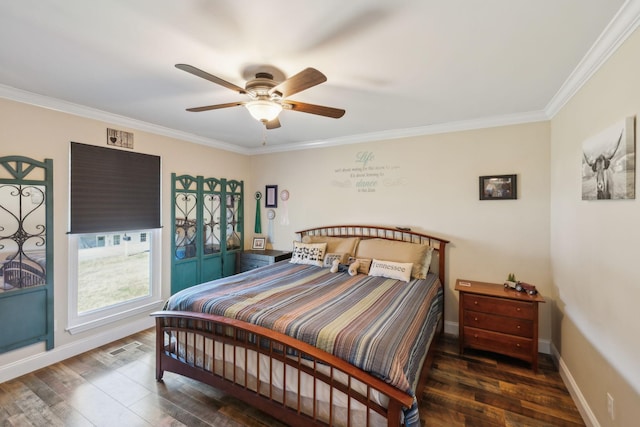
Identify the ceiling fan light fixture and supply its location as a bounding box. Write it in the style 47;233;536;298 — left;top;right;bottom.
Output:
245;100;283;122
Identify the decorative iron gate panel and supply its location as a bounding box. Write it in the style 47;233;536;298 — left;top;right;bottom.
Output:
0;156;54;353
171;174;243;294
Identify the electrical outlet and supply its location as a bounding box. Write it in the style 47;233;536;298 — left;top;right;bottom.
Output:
607;392;615;420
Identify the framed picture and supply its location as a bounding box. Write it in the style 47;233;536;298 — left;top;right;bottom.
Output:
581;116;635;200
479;174;517;200
265;185;278;208
106;128;134;149
251;237;266;250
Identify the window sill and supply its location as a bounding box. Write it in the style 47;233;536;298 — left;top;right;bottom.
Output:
66;300;164;335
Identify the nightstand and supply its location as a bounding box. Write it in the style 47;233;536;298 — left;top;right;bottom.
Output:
455;279;545;372
236;250;292;273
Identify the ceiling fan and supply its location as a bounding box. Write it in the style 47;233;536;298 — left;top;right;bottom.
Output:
176;64;345;129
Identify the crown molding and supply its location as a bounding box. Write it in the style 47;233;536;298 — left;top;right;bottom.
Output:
251;110;549;154
0;84;252;155
0;81;547;155
545;0;640;117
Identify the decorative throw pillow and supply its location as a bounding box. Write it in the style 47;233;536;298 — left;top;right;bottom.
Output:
323;252;349;267
421;247;434;277
355;238;431;279
347;257;372;274
290;241;327;267
368;259;413;282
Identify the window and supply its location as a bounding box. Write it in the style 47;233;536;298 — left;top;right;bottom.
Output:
68;229;161;333
68;143;162;333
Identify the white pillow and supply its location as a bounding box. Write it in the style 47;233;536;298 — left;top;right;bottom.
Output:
368;259;413;282
355;238;431;279
290;241;327;267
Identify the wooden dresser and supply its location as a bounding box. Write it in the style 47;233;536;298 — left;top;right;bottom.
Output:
455;279;545;372
236;250;292;273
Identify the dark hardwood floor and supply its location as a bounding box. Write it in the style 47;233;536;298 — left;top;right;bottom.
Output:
0;329;585;426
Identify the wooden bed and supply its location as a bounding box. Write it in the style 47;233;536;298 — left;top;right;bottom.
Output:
152;225;449;427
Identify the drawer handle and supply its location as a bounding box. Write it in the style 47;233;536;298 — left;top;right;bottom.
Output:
474;334;478;338
474;301;478;305
516;343;521;347
517;325;521;329
474;317;478;321
516;308;521;312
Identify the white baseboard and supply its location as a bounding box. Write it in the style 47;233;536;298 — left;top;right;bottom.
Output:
0;317;154;383
444;320;458;336
552;344;599;427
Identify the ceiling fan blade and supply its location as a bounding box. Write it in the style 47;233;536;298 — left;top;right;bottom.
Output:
270;68;327;98
176;64;246;94
285;101;345;118
265;117;281;129
186;102;244;112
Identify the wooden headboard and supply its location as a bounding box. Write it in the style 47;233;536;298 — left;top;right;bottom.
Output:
296;224;449;287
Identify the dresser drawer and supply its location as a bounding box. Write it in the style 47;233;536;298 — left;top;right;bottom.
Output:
238;259;269;272
463;294;533;320
463;327;533;361
464;310;533;338
236;250;292;273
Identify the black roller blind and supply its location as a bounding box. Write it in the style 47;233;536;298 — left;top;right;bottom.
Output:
70;142;161;233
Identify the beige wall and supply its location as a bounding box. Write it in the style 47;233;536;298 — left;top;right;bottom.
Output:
249;122;551;336
550;26;640;427
2;27;638;427
0;98;250;371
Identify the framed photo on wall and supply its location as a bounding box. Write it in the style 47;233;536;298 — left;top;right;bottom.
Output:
265;185;278;207
581;116;635;200
479;174;517;200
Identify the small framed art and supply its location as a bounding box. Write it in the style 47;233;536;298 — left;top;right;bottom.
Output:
252;237;266;250
107;128;134;149
479;174;517;200
265;185;278;208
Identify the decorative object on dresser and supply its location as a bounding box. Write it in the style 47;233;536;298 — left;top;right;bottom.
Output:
251;237;266;250
503;273;538;295
455;279;545;372
236;249;291;273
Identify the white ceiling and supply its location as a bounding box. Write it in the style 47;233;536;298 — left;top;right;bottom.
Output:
0;0;637;154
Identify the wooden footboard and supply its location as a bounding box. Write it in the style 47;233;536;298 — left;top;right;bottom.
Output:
152;310;440;427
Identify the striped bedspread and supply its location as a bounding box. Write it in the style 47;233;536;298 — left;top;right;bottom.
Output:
164;260;443;398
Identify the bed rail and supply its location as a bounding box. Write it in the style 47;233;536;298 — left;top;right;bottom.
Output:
152;311;413;427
